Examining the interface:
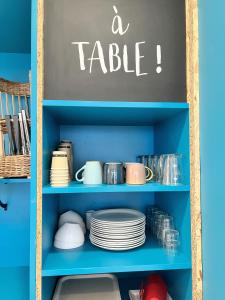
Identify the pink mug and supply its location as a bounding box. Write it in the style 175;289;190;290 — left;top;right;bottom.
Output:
125;163;153;185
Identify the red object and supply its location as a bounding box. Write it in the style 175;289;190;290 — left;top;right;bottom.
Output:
141;274;167;300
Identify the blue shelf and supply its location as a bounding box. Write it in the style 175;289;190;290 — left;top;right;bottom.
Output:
42;238;191;277
42;182;190;194
0;178;30;184
43;100;189;125
0;267;29;299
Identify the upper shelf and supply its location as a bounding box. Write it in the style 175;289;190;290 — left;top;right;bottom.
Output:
43;100;189;126
43;182;190;194
0;0;31;53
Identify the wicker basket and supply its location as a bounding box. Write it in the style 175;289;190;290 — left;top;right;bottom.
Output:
0;78;31;133
0;78;31;178
0;155;30;178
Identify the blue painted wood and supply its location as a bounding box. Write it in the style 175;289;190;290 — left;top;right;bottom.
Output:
43;100;189;126
43;182;190;194
42;238;191;277
0;184;30;267
59;192;155;220
30;0;38;298
155;110;190;184
0;267;29;300
0;178;30;184
199;0;225;298
156;192;191;259
164;270;192;300
43;100;189;109
0;53;30;81
42;277;58;300
0;0;31;53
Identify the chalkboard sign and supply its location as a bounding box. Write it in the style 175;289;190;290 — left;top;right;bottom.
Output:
44;0;186;102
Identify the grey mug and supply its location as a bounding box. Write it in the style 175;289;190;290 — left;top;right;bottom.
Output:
103;162;125;185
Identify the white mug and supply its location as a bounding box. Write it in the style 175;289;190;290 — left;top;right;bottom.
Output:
75;161;103;185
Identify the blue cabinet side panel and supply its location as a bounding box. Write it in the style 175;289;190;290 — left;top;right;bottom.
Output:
0;0;31;53
199;0;225;298
0;184;30;267
0;53;30;81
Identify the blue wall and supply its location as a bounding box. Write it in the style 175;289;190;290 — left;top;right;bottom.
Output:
0;53;31;82
0;52;31;267
0;0;31;53
199;1;225;298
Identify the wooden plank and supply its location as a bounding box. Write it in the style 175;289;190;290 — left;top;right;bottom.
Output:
186;0;203;299
36;0;43;299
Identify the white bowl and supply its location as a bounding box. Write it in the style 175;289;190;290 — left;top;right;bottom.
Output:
58;210;86;234
54;223;85;249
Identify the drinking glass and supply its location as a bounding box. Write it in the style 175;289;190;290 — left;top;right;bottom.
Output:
164;229;180;255
137;155;148;166
156;154;166;183
160;216;174;244
147;155;159;182
162;154;183;185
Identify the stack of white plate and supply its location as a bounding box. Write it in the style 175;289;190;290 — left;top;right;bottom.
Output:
90;209;146;251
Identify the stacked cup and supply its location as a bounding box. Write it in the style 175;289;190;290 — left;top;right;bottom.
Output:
50;151;70;187
58;140;73;180
54;210;86;250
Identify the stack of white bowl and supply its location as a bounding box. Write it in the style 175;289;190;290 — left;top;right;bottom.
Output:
54;210;86;250
50;151;71;187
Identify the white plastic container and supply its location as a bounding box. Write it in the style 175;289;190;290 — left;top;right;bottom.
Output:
53;274;121;300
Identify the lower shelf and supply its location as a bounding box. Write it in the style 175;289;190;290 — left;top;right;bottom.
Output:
42;239;191;277
0;266;29;300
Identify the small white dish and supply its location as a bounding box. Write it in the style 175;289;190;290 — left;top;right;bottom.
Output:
54;223;85;250
58;210;86;234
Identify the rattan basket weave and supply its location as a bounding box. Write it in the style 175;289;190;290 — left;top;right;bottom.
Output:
0;78;31;178
0;155;30;178
0;78;31;134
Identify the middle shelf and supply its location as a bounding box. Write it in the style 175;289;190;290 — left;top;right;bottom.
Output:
42;182;190;194
42;238;191;277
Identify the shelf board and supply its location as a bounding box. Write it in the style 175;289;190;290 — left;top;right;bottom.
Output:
42;182;190;194
0;266;29;299
0;178;30;184
43;100;189;125
42;238;191;277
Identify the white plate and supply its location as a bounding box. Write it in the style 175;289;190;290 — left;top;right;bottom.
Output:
91;239;145;251
91;227;145;235
90;235;145;246
92;237;145;246
91;219;146;227
91;221;145;229
91;209;145;224
90;230;145;239
91;227;145;233
91;220;145;228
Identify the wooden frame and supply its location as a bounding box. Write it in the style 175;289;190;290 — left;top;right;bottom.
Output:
36;0;202;299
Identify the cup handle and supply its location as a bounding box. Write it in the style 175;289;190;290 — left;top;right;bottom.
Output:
75;165;86;182
145;166;153;182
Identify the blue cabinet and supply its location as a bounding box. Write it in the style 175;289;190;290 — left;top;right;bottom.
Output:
4;0;224;299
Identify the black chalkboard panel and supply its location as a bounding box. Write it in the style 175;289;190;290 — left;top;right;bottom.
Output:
44;0;186;102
